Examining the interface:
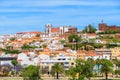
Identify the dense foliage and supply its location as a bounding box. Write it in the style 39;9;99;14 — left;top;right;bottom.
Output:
98;30;120;34
68;34;81;42
2;49;20;54
51;63;64;79
66;58;118;80
82;24;97;33
22;65;41;80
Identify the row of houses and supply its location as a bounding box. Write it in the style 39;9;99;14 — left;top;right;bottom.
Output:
0;47;120;72
1;23;120;74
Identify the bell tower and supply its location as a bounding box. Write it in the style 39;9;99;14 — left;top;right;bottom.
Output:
45;23;52;36
98;20;107;32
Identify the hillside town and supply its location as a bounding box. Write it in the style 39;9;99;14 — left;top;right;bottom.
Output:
1;22;120;80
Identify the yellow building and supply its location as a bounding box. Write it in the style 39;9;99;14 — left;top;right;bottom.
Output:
110;47;120;59
76;50;85;60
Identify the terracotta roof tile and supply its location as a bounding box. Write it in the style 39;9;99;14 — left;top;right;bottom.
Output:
17;31;44;34
85;50;96;56
51;28;59;32
86;33;97;36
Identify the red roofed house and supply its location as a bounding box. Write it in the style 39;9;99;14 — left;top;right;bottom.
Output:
85;49;111;60
81;33;97;39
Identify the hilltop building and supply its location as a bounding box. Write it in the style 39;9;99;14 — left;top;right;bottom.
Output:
99;21;120;32
45;23;77;37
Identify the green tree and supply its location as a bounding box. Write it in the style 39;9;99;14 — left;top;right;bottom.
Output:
51;63;64;79
68;59;95;80
112;58;120;70
66;67;76;80
93;43;103;48
68;34;74;42
100;59;113;80
2;49;20;54
11;60;18;76
22;65;41;80
11;50;20;54
84;58;95;80
10;37;16;41
59;40;66;45
6;46;13;50
21;44;34;50
21;44;30;50
115;70;120;77
82;24;97;33
75;59;85;78
68;34;81;50
36;34;40;37
68;34;80;42
82;26;88;33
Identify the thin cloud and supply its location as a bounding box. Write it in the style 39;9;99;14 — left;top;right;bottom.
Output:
0;0;119;7
0;0;119;35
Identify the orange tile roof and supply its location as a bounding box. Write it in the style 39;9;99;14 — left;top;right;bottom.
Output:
117;55;120;57
85;50;96;56
17;59;23;62
65;53;72;56
86;33;97;36
11;54;18;57
43;48;50;52
54;37;63;40
77;50;84;54
39;52;50;55
51;28;59;32
16;31;44;34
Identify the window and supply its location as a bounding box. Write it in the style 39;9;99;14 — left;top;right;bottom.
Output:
71;63;74;65
65;62;69;64
105;56;107;58
63;58;66;60
58;59;61;60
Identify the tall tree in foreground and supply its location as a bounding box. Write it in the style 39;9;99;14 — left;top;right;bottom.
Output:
51;63;64;79
67;58;95;80
84;58;95;80
11;60;18;76
100;59;113;80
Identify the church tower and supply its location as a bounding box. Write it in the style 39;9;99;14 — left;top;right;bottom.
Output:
98;20;108;32
45;23;52;36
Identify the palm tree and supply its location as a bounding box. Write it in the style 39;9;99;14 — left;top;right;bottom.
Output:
100;59;113;80
51;63;64;79
11;60;18;76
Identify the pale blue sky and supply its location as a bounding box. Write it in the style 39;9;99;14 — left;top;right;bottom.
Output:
0;0;120;35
